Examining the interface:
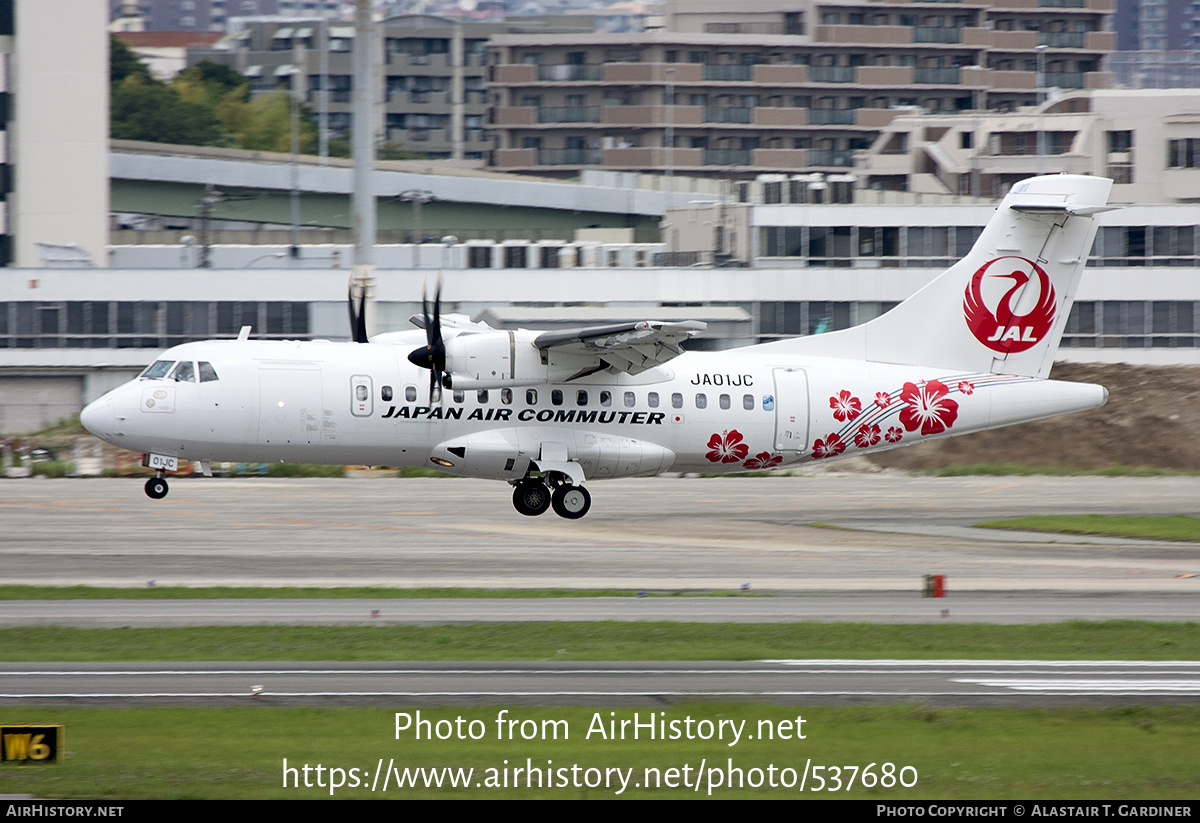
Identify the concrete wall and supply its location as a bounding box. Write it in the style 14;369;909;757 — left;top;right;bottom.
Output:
11;1;108;267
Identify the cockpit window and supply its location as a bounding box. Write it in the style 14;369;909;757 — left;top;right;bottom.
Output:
170;361;196;383
198;361;219;382
140;360;175;379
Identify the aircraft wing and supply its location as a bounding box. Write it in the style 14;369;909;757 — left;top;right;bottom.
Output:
532;320;706;376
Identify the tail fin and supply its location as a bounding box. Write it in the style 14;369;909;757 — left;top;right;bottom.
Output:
762;174;1113;379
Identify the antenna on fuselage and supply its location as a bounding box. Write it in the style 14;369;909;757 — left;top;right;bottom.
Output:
237;326;252;341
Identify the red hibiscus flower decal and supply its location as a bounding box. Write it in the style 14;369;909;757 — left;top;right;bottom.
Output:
706;429;750;464
875;392;892;409
898;379;959;436
854;423;881;448
812;432;846;460
957;381;975;395
830;390;862;422
885;426;903;443
744;451;783;470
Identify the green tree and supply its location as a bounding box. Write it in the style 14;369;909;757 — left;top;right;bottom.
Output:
111;74;229;146
110;35;152;85
174;60;250;109
222;91;316;154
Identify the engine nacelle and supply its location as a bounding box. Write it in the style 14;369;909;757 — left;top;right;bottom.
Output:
443;330;592;389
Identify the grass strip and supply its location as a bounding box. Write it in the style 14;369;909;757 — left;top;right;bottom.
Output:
1;622;1197;662
975;515;1200;542
1;705;1197;799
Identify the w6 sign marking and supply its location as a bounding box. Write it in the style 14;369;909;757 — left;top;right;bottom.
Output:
2;725;62;763
963;256;1057;354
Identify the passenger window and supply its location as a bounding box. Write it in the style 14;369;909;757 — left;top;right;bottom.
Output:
743;394;754;410
501;388;513;405
600;391;612;407
453;389;465;403
647;392;659;408
526;389;538;405
356;384;368;401
170;361;196;383
477;390;489;403
672;392;683;409
141;360;175;379
576;390;588;406
695;393;707;409
381;385;393;401
624;391;636;407
720;394;731;410
198;361;219;382
405;385;417;402
551;389;563;406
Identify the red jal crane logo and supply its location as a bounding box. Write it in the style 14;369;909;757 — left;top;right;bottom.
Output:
963;256;1057;353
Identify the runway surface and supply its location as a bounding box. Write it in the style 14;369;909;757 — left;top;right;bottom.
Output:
3;660;1198;707
2;593;1198;626
3;474;1200;593
4;475;1197;708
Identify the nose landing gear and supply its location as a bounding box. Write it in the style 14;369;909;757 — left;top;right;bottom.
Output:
511;476;591;519
144;472;169;500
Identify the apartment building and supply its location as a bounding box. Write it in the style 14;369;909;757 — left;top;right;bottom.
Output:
488;0;1114;177
192;13;506;159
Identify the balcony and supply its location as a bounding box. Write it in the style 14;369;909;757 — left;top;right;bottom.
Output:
493;107;535;126
913;26;962;44
537;106;601;123
602;106;658;126
1039;31;1085;48
751;148;810;169
809;109;855;125
753;107;805;127
703;64;755;82
809;66;856;83
493;64;536;84
914;67;961;84
809;149;854;167
538;64;602;82
703;148;752;165
753;64;807;84
537;147;602;165
603;63;704;84
1044;71;1085;88
703;106;753;123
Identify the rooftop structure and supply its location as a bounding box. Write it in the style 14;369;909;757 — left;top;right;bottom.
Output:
856;88;1200;202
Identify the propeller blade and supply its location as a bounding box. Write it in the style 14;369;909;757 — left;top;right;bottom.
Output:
408;279;447;403
347;285;369;343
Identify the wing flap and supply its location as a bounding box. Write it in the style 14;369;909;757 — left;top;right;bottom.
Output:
534;320;705;377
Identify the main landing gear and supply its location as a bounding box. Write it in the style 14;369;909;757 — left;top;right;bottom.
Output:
512;476;591;519
144;471;169;500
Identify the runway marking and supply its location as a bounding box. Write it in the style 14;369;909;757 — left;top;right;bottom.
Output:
956;678;1200;694
976;483;1029;494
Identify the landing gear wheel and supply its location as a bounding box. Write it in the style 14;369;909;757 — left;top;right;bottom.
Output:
144;476;169;500
512;481;551;516
551;484;591;519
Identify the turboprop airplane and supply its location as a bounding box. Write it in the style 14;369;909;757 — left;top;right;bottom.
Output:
81;174;1113;519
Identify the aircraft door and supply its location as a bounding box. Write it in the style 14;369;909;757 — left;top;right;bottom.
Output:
772;367;809;452
351;374;373;417
258;365;322;446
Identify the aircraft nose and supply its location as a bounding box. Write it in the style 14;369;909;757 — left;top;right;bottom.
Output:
80;396;112;439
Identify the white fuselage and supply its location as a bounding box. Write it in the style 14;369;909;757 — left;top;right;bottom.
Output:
80;333;1107;480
